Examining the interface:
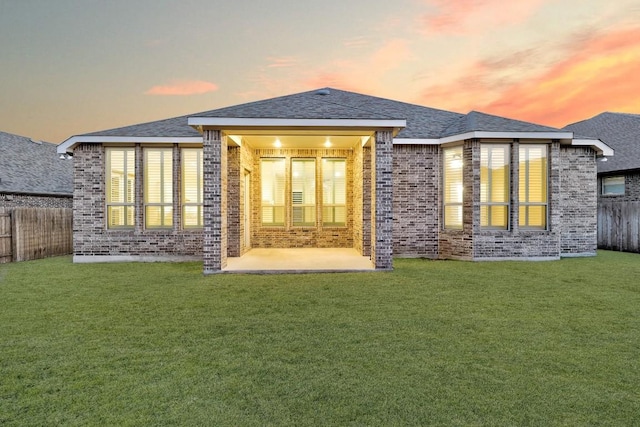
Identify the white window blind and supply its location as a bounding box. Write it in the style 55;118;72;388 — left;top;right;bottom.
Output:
443;146;463;229
261;159;285;225
182;148;203;228
322;159;346;226
480;144;510;229
292;159;316;226
144;148;173;228
519;145;548;229
106;148;135;228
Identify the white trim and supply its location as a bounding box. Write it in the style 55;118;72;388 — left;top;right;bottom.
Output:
187;117;407;129
393;138;441;145
439;131;573;144
571;138;614;156
57;136;202;154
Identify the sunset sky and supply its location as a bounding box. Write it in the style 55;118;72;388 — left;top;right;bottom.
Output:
1;0;639;143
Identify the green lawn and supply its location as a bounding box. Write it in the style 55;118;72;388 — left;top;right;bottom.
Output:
1;251;639;426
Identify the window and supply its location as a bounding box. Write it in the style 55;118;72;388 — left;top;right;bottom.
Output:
182;148;203;228
144;148;173;228
481;145;510;229
106;148;135;228
322;159;346;226
261;159;285;225
602;176;625;195
291;159;316;226
443;146;463;229
519;145;548;229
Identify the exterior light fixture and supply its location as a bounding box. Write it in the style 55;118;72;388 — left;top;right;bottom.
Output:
324;138;332;148
274;138;282;148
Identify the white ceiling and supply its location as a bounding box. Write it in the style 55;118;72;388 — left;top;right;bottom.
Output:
226;130;374;149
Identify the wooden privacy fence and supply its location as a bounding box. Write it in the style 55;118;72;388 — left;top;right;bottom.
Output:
598;201;640;253
0;207;72;263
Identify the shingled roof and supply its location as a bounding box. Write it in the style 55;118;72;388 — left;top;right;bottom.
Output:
0;131;73;196
565;112;640;174
64;87;571;143
442;110;562;137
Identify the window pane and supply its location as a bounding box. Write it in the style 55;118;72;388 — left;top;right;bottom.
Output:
292;159;316;226
603;176;624;195
182;149;203;228
106;148;135;228
519;145;548;229
145;148;173;228
443;146;463;229
261;159;285;225
322;159;346;226
480;145;509;229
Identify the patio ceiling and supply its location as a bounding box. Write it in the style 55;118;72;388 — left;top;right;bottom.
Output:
226;129;374;149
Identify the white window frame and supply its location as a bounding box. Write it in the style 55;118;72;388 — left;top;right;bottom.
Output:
602;176;625;196
106;148;135;229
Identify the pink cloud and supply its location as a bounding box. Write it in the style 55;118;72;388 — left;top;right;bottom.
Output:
481;26;640;126
420;0;548;35
145;80;219;96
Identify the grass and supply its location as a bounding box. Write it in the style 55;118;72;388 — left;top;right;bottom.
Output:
1;251;639;426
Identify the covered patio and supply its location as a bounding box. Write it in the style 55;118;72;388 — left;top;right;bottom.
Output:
192;106;405;274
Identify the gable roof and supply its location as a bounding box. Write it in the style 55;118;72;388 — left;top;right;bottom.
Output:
565;112;640;173
190;88;462;139
59;87;593;153
0;131;73;196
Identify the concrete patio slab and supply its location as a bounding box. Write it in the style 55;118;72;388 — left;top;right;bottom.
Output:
223;248;376;273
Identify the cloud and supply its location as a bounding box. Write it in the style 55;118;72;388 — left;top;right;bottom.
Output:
481;26;640;126
419;0;548;35
145;80;219;96
417;25;640;126
266;57;298;68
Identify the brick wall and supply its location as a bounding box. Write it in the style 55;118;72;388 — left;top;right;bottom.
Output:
72;143;203;262
392;144;439;258
372;130;394;269
560;146;597;255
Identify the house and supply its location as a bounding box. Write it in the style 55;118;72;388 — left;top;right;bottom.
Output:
57;88;612;273
565;112;639;201
0;130;73;208
565;112;639;252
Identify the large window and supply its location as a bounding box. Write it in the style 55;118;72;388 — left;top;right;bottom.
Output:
182;148;203;228
322;159;346;226
481;145;510;229
144;148;173;228
443;146;463;229
106;148;135;228
291;159;316;226
519;145;548;229
261;159;286;225
602;176;625;195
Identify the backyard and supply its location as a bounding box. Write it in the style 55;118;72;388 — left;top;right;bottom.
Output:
1;251;639;426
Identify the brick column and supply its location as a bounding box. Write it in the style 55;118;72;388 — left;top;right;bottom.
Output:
203;130;227;274
372;130;393;269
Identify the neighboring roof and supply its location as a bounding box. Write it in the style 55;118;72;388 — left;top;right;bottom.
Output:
565;112;640;173
0;131;73;196
60;87;597;153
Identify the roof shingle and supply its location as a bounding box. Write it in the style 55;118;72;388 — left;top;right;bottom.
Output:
0;131;73;195
564;112;640;173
